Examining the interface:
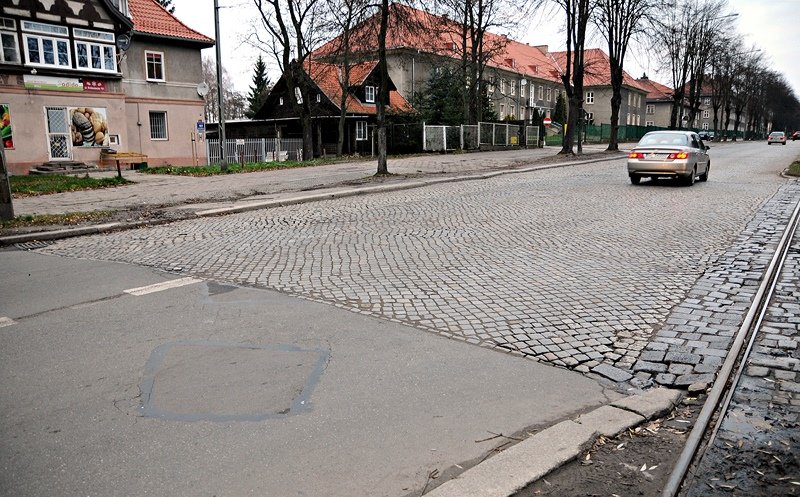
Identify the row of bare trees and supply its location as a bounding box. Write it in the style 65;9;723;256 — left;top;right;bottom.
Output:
547;0;798;153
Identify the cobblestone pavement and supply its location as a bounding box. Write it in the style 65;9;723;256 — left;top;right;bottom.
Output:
684;219;800;496
35;143;798;382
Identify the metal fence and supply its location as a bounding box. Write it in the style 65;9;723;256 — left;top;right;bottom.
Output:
206;138;304;165
525;126;540;147
424;122;527;151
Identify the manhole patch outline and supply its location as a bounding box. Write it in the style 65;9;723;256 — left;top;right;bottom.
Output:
139;340;329;422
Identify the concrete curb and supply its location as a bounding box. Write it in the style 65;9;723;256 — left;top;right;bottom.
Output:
0;154;623;246
423;388;682;497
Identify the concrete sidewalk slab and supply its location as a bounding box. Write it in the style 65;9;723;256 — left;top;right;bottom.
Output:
423;388;682;497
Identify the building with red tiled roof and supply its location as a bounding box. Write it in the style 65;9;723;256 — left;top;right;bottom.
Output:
0;0;214;174
636;75;680;128
250;59;414;156
313;3;568;123
312;3;651;127
550;49;648;127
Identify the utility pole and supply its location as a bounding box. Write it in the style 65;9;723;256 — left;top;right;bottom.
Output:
213;0;227;172
0;145;13;220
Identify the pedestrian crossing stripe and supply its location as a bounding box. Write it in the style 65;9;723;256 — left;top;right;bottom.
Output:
124;277;203;296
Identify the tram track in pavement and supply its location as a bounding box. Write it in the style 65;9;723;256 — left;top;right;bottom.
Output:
664;191;800;497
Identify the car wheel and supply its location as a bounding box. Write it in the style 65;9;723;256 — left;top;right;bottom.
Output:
683;167;696;186
699;162;709;182
630;175;641;185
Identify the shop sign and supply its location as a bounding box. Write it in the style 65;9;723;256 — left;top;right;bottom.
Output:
83;80;107;92
23;75;83;92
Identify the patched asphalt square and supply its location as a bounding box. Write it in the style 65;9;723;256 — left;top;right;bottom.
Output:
140;342;327;422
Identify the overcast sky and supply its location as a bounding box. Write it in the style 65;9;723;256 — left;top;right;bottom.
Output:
172;0;800;97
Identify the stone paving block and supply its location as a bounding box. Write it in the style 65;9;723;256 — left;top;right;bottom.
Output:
665;351;701;365
633;360;668;374
591;363;633;382
639;350;665;362
655;373;676;386
674;373;715;387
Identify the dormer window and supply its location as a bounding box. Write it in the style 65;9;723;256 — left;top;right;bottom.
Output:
109;0;130;17
365;85;375;103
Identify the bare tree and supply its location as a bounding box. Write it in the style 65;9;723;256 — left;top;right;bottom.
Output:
320;0;370;156
707;35;743;138
202;56;247;122
653;0;734;129
375;0;390;174
551;0;593;155
434;0;516;124
253;0;326;160
593;0;659;151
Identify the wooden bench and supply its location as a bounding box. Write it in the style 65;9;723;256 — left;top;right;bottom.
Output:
100;150;148;178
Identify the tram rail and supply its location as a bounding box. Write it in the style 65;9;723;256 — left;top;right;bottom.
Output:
661;195;800;497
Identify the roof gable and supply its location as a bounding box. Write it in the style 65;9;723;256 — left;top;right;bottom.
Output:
129;0;214;46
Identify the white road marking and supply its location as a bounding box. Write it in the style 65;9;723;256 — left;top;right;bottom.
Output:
0;317;16;328
124;277;203;296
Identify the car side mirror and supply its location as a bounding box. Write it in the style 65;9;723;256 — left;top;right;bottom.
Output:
705;145;711;151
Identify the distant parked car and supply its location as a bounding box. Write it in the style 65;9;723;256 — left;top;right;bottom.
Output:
627;130;710;186
768;131;787;145
792;131;799;141
699;131;714;141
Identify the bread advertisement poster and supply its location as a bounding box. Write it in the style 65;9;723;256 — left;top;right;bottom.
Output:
69;107;110;147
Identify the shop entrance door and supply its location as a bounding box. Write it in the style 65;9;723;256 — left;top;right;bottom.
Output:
45;106;71;160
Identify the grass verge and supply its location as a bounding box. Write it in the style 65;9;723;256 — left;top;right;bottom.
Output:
11;175;131;197
787;160;800;177
141;160;319;176
1;210;116;229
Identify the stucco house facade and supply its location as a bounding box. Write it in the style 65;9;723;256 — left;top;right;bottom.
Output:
0;0;213;175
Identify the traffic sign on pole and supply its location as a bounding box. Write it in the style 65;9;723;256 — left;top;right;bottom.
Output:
543;117;552;126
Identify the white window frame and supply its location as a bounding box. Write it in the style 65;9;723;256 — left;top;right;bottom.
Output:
279;97;284;106
0;17;20;64
356;120;367;141
646;120;654;126
702;122;709;130
586;112;594;123
500;79;507;94
499;103;505;116
74;28;117;73
510;81;516;96
586;91;594;104
636;114;640;125
509;104;515;117
149;111;168;140
365;85;375;103
546;88;552;102
520;84;525;98
145;50;165;82
110;0;130;16
646;104;655;114
22;21;71;69
703;97;711;105
703;109;710;119
538;85;543;100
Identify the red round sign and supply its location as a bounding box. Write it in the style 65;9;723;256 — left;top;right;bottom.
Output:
543;117;552;125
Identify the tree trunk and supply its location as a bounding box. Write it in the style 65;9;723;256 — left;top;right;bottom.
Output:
302;113;313;160
607;87;621;151
375;0;389;174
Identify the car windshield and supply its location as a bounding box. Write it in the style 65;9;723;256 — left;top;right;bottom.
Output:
638;133;688;147
770;132;784;137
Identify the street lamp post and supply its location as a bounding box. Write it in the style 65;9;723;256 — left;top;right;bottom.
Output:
213;0;227;172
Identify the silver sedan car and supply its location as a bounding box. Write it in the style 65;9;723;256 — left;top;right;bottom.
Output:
627;131;710;186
